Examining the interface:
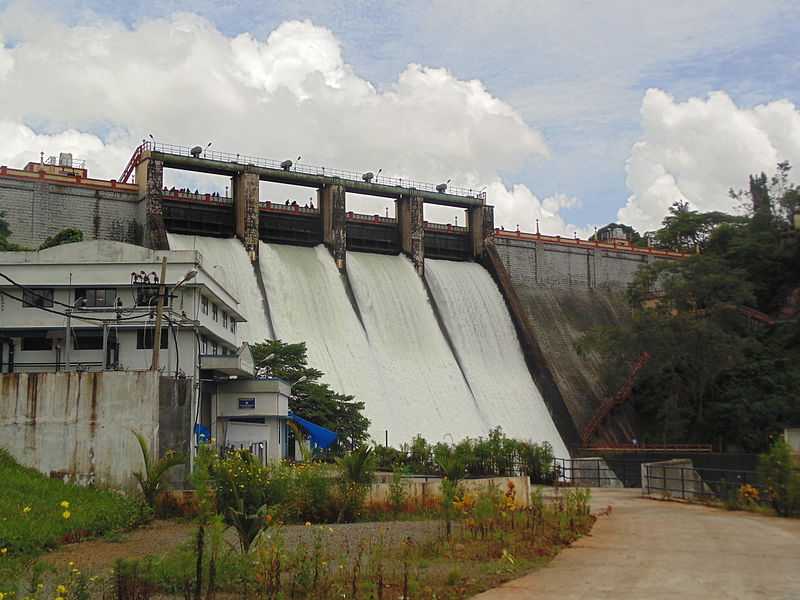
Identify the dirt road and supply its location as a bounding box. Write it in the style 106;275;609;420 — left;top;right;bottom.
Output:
475;488;800;600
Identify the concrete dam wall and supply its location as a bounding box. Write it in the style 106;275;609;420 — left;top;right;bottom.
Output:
169;234;569;456
493;235;657;431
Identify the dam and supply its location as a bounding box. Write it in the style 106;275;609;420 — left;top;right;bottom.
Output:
1;143;686;451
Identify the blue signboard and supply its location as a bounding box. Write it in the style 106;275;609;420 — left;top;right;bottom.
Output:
238;397;256;410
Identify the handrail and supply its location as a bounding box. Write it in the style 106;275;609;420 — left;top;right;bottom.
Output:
119;142;146;184
136;141;486;200
495;229;691;259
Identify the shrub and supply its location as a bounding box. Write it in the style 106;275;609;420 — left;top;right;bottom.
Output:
335;446;377;522
132;431;186;509
757;437;800;517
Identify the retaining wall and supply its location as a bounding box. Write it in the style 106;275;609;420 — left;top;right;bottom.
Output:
1;177;141;248
0;371;190;489
367;474;532;508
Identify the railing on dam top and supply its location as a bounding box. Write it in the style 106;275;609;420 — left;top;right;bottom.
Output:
162;188;233;205
262;201;320;215
139;141;487;200
495;229;691;259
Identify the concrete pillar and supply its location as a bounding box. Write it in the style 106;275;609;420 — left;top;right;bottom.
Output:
135;156;169;250
319;181;347;269
396;193;425;276
467;204;494;259
233;170;260;262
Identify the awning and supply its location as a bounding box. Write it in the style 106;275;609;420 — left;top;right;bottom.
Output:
289;413;337;449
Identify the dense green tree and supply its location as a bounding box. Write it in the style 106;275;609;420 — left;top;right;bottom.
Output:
250;340;371;453
0;212;25;251
38;228;84;250
580;163;800;452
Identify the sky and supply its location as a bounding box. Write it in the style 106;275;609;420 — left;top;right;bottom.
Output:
1;0;799;235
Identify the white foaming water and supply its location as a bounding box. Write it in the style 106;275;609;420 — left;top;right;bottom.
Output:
425;259;569;457
167;234;272;343
258;243;397;434
345;251;491;443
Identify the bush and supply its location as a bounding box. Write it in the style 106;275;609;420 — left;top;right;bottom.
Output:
757;437;800;517
335;446;376;523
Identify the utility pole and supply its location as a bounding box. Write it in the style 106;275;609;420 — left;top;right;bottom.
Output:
150;256;168;371
64;308;72;372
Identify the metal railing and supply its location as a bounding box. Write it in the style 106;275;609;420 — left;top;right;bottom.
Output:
641;462;763;502
162;189;233;205
347;211;397;225
262;201;320;215
425;221;469;233
553;457;633;487
144;141;487;200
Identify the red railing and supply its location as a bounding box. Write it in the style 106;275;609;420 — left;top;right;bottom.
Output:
495;229;690;259
119;142;147;184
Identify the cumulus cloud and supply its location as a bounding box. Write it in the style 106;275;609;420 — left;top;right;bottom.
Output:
619;89;800;231
0;4;568;232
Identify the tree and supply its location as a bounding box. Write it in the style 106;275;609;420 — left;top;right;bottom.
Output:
250;340;371;452
0;211;26;251
580;163;800;452
39;228;83;250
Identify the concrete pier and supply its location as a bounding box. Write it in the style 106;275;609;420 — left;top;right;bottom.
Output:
319;181;347;269
233;170;260;261
135;156;169;250
397;193;425;275
468;205;494;259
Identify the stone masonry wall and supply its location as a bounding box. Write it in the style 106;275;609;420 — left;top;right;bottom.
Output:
494;236;674;433
1;177;141;248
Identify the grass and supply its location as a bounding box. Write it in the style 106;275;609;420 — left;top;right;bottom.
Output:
0;449;147;587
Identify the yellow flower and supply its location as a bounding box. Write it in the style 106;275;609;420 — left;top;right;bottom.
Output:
62;510;71;520
304;521;311;527
60;500;70;509
22;506;31;514
55;597;65;600
56;584;68;594
0;592;5;600
0;547;6;555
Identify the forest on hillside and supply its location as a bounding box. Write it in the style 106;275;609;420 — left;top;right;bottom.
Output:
581;163;800;452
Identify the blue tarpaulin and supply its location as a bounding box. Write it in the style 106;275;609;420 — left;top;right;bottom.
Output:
289;413;338;449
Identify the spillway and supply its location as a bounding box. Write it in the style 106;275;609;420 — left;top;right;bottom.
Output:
345;251;491;443
425;259;569;457
168;234;566;452
167;234;272;342
257;243;396;434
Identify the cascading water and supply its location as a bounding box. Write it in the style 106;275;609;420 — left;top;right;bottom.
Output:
345;251;491;444
167;234;272;342
168;234;566;451
425;259;569;457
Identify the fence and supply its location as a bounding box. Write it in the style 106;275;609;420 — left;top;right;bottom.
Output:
553;457;630;487
641;459;762;502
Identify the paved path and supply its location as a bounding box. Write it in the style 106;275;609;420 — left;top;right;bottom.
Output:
475;488;800;600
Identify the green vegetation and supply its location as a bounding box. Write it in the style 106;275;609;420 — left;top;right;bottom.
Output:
0;211;27;251
38;227;83;250
251;340;371;452
132;431;186;509
757;437;800;517
0;450;146;585
580;163;800;452
109;483;595;599
373;427;555;482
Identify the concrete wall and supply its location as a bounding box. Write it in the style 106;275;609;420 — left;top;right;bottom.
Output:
494;236;661;434
567;457;624;488
1;177;141;248
0;371;173;489
641;459;710;500
367;474;532;508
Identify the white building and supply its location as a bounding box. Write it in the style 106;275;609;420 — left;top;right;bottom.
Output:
0;240;292;464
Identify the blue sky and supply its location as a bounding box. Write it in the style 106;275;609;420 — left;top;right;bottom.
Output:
1;0;799;232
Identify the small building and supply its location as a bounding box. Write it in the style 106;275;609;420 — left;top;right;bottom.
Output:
0;240;296;479
785;426;800;455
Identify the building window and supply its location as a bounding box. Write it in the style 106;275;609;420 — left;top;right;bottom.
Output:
201;335;208;354
136;328;169;350
222;311;228;328
201;296;209;315
135;286;160;307
222;347;229;356
73;331;103;350
212;303;218;321
21;336;53;351
23;288;54;308
231;319;236;334
211;341;218;355
76;288;116;308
